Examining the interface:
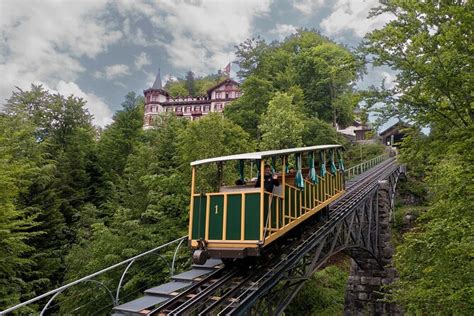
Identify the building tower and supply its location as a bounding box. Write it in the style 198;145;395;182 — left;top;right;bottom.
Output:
143;69;169;129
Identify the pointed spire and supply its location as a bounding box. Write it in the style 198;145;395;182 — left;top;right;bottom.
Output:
152;68;162;89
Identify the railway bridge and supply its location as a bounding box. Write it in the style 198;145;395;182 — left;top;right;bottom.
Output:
1;155;405;315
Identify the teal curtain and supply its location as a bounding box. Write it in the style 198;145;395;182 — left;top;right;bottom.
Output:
320;151;326;177
308;152;318;184
337;149;345;171
238;160;245;181
255;159;261;178
295;154;304;189
330;149;337;174
271;157;277;174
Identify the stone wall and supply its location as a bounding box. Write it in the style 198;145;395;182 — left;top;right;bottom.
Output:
344;180;402;315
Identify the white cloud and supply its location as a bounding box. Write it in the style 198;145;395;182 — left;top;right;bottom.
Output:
0;0;121;121
104;64;130;79
320;0;394;38
134;52;151;70
292;0;326;15
270;24;298;39
163;74;177;85
144;71;157;88
93;64;130;80
55;81;113;127
115;0;272;75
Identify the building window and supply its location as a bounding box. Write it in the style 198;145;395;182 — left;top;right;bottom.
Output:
176;107;182;112
185;106;191;113
194;106;201;111
204;105;210;112
225;93;229;99
215;103;222;111
215;92;221;99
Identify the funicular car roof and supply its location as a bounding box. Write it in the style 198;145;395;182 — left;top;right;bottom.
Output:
190;144;342;166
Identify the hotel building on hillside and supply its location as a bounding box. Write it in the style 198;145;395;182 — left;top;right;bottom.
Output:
143;69;241;129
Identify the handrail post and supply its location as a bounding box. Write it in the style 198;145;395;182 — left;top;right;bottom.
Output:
116;259;136;305
171;237;186;276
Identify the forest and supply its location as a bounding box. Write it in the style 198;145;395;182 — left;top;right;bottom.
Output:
0;1;472;315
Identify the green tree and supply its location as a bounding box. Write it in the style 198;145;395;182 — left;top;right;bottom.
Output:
97;92;144;180
234;36;269;79
185;71;196;96
259;92;305;150
3;85;100;298
393;132;474;314
224;76;274;139
0;114;43;309
233;29;361;129
302;118;342;147
63;115;189;314
165;72;227;97
286;265;350;315
294;42;360;126
362;1;473;129
363;1;474;314
167;81;189;97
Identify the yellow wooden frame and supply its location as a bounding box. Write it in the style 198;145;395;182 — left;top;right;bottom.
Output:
188;154;346;254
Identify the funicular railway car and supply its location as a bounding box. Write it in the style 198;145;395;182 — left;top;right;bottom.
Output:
188;145;346;264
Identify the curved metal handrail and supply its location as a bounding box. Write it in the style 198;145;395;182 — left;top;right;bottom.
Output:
115;252;171;305
0;235;188;315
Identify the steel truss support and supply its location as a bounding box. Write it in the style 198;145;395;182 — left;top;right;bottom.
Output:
250;166;403;316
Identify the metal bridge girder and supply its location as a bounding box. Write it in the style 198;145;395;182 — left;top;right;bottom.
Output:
251;163;403;316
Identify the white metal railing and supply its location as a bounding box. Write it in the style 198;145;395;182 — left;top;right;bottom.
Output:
0;236;188;315
344;154;389;180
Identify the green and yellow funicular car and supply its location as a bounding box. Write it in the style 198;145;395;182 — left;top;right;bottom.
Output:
188;145;345;264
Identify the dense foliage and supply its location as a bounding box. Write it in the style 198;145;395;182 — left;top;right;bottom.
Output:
225;30;363;142
363;1;473;314
2;4;471;313
164;71;228;97
287;264;350;315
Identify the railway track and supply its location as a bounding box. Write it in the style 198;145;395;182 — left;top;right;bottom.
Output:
145;158;398;316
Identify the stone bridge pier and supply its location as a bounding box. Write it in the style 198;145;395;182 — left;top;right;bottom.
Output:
344;180;402;315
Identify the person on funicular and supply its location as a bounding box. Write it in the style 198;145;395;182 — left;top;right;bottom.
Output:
255;164;280;193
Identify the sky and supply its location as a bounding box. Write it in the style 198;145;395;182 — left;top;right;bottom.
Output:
0;0;396;127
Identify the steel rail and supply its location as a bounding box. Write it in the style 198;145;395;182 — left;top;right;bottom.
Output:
148;265;228;314
197;273;256;315
168;268;242;315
